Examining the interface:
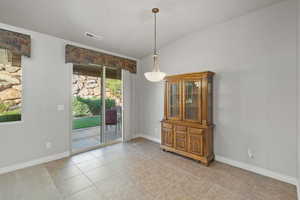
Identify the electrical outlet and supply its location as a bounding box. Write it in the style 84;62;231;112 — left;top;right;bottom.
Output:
248;149;254;159
46;142;52;149
57;105;64;111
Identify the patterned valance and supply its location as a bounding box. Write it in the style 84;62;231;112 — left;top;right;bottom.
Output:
65;45;137;73
73;64;121;80
0;29;31;57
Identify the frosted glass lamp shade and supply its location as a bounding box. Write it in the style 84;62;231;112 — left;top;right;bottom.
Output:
144;8;166;82
144;71;166;82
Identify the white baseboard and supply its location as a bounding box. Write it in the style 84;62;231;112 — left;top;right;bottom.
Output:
296;180;300;200
135;135;297;186
136;134;161;144
0;151;70;175
215;155;297;186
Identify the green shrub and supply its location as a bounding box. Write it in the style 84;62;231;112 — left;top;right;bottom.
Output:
105;98;116;110
0;114;21;122
83;98;101;116
72;97;116;117
106;79;122;99
0;103;9;113
0;109;21;115
0;108;21;122
72;97;91;117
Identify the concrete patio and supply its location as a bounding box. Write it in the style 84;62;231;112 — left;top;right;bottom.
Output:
72;125;122;151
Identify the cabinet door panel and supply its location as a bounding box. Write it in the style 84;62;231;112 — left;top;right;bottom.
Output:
167;81;181;120
188;133;204;156
183;80;201;122
162;128;173;147
175;131;187;151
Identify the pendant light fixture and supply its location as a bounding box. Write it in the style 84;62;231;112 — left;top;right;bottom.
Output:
144;8;166;82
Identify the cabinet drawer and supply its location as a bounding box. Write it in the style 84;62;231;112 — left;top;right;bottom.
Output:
175;125;187;132
162;123;172;129
175;131;187;151
176;131;186;138
189;128;204;135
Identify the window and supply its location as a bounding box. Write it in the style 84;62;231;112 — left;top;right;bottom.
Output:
0;49;22;122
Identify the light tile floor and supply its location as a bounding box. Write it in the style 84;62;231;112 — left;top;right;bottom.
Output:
0;138;297;200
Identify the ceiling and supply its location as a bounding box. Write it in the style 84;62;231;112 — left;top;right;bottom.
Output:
0;0;283;58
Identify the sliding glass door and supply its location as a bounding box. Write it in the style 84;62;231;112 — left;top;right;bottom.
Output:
104;67;123;144
71;65;122;153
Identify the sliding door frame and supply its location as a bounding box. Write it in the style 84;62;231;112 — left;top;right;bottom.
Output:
69;65;124;155
100;67;106;144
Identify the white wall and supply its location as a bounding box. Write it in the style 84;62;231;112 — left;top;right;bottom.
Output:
123;70;139;141
0;23;138;169
137;0;298;178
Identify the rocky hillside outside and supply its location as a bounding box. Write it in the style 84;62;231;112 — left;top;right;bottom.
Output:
0;49;22;122
72;73;122;118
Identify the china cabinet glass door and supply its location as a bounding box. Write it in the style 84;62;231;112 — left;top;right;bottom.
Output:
167;81;181;120
183;80;201;122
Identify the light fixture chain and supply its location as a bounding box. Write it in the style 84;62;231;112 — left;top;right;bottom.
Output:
154;12;157;55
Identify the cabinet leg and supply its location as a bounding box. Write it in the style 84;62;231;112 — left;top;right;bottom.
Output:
199;159;210;167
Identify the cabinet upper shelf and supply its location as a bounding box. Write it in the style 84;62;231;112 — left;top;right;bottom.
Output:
164;71;215;126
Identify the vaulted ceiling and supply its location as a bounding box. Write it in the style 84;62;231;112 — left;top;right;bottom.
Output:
0;0;283;58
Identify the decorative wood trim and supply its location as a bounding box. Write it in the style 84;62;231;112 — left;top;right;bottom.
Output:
65;44;137;73
73;64;121;80
161;144;211;165
0;29;31;57
163;81;167;120
161;119;214;129
202;77;208;125
164;71;215;81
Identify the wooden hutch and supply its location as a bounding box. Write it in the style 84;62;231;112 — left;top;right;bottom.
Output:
161;71;215;166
